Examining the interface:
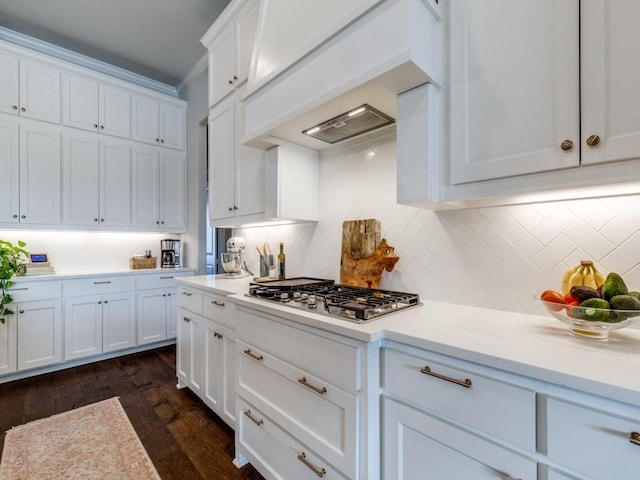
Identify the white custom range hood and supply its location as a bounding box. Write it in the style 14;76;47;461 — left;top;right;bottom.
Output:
242;0;443;150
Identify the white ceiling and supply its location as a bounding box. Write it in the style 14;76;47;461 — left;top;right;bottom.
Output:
0;0;231;87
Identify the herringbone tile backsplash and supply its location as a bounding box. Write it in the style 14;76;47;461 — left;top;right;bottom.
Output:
237;134;640;317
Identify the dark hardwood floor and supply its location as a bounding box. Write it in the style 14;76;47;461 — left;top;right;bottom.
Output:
0;345;264;480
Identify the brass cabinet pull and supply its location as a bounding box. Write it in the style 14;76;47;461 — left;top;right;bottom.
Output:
630;432;640;445
243;349;263;361
297;452;326;477
182;291;192;296
160;276;174;279
93;281;112;284
213;332;223;339
212;300;225;307
9;287;28;291
560;139;574;151
420;366;472;388
586;134;601;147
228;206;234;211
183;316;191;323
244;409;263;426
298;377;327;395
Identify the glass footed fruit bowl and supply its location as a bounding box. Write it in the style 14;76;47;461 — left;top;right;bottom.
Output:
536;295;640;341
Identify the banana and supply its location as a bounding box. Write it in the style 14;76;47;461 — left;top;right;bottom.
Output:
561;260;606;294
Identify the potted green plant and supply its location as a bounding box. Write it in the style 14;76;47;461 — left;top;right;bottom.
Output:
0;239;29;324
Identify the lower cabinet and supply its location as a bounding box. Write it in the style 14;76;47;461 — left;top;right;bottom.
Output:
0;314;17;375
177;307;203;395
136;287;176;345
203;318;235;427
16;299;63;371
64;292;136;360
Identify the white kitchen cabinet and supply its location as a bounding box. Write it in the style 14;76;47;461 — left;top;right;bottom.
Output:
62;72;130;139
209;89;265;225
382;396;537;479
177;308;203;395
449;0;579;184
16;300;63;371
19;119;61;225
131;94;185;150
136;288;176;345
0;114;19;224
62;132;131;228
64;294;103;360
0;314;17;375
131;144;186;232
203;0;259;107
204;319;235;428
0;52;61;124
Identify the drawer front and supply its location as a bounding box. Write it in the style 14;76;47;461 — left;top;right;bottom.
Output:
237;340;357;478
546;397;640;480
236;307;361;391
237;397;348;480
382;397;537;480
176;287;202;315
8;281;62;302
382;346;536;451
202;292;235;328
136;272;189;290
64;276;135;297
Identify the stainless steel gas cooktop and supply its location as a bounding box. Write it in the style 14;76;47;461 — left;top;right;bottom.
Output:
247;278;420;323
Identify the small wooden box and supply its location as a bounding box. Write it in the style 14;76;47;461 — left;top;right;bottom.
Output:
130;256;157;269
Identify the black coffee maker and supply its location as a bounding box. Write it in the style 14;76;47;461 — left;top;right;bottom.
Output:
161;239;180;268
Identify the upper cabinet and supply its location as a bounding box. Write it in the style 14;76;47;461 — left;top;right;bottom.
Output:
202;0;259;107
132;94;186;151
0;51;61;124
62;73;130;139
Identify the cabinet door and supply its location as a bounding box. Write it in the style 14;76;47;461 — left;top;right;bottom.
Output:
137;289;169;345
235;88;265;217
0;52;19;116
100;138;131;227
19;120;61;224
131;145;160;228
177;310;203;394
17;300;62;370
382;397;537;479
204;320;235;426
0;114;19;223
62;132;100;226
235;0;260;85
19;59;61;124
159;151;186;231
62;73;99;132
449;0;579;184
99;84;130;139
209;96;236;220
102;292;136;352
209;23;235;106
131;94;159;145
581;0;640;166
166;288;177;338
64;295;103;360
158;102;185;150
0;313;17;375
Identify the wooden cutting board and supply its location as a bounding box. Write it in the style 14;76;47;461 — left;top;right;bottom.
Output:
340;219;383;287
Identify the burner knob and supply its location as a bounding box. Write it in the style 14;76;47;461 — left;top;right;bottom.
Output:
300;293;309;303
307;295;317;309
292;291;301;302
280;292;290;302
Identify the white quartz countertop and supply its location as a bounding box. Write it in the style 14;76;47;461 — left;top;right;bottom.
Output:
12;267;196;282
181;275;640;408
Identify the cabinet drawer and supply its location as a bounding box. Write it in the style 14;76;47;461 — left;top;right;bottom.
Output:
64;276;135;297
237;397;348;480
236;306;361;391
8;281;62;302
546;396;640;480
136;272;188;290
382;346;536;451
237;340;357;478
202;292;234;328
382;397;537;480
176;287;202;315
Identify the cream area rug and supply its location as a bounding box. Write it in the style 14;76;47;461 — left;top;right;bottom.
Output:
0;397;161;480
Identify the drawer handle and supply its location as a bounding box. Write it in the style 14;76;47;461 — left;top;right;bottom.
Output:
631;432;640;446
213;332;223;339
243;349;263;361
93;281;112;285
212;300;225;307
244;409;263;426
182;291;192;296
160;276;174;279
420;366;472;388
298;377;327;395
9;287;28;291
297;452;326;478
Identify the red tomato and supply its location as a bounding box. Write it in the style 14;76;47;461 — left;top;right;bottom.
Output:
564;292;576;304
565;301;579;317
541;290;567;311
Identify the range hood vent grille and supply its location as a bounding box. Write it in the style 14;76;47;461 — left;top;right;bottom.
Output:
302;104;394;144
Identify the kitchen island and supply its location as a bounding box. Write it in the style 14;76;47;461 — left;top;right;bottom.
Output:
177;275;640;480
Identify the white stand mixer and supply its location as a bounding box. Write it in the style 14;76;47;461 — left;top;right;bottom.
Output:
220;237;253;277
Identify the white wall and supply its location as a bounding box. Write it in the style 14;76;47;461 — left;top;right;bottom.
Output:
236;133;640;316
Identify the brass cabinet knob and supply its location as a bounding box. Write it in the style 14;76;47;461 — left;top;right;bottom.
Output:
93;123;98;128
21;214;26;219
12;214;17;219
12;105;17;110
228;206;233;211
20;107;25;112
586;134;601;147
228;79;233;85
100;125;104;130
560;139;574;152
